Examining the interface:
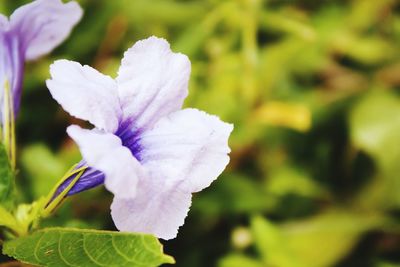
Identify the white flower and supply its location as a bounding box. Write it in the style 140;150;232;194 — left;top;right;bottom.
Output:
46;36;233;240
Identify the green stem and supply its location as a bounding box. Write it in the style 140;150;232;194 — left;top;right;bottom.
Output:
240;0;259;104
2;80;16;170
0;165;88;238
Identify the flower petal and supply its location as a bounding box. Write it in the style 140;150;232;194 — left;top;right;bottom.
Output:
9;0;82;60
47;60;121;132
111;109;232;240
116;36;191;130
0;32;24;115
0;15;8;31
139;108;233;193
111;183;192;240
67;125;142;198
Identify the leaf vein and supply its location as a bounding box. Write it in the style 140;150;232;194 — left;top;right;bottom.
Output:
82;234;107;266
58;232;76;267
33;233;45;265
111;236;146;266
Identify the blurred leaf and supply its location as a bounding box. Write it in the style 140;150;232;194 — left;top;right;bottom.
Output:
350;90;400;207
21;144;67;199
377;262;400;267
173;2;225;55
193;174;275;216
251;216;302;267
251;210;385;267
251;216;301;267
348;0;396;31
218;254;264;267
282;210;383;267
336;36;395;65
254;101;312;132
266;166;327;198
259;39;308;92
120;0;206;25
260;11;316;41
350;90;400;166
0;142;14;209
3;228;174;267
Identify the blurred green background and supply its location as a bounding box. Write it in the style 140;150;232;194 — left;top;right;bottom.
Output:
2;0;400;266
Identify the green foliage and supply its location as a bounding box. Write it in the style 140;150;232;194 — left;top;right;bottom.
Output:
249;211;386;267
0;205;19;233
350;90;400;208
219;254;264;267
193;174;275;216
0;142;14;210
350;90;400;169
3;228;174;267
21;144;71;199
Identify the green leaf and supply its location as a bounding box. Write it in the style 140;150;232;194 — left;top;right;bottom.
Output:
251;210;385;267
251;216;301;267
218;254;264;267
377;262;400;267
349;90;400;207
0;142;14;209
3;228;175;267
350;90;400;166
266;166;327;198
21;144;68;199
193;174;275;216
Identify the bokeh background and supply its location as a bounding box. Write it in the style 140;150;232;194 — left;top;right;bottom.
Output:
2;0;400;266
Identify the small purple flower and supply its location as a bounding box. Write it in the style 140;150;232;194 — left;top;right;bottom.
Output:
0;0;82;123
47;37;233;240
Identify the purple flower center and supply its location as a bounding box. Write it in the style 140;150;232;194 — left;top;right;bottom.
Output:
115;120;143;161
55;121;143;197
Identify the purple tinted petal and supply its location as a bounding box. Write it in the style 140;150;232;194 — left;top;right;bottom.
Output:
111;109;232;239
55;123;144;199
0;0;81;121
0;32;24;116
114;120;143;161
9;0;82;61
54;160;105;197
67;125;141;198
